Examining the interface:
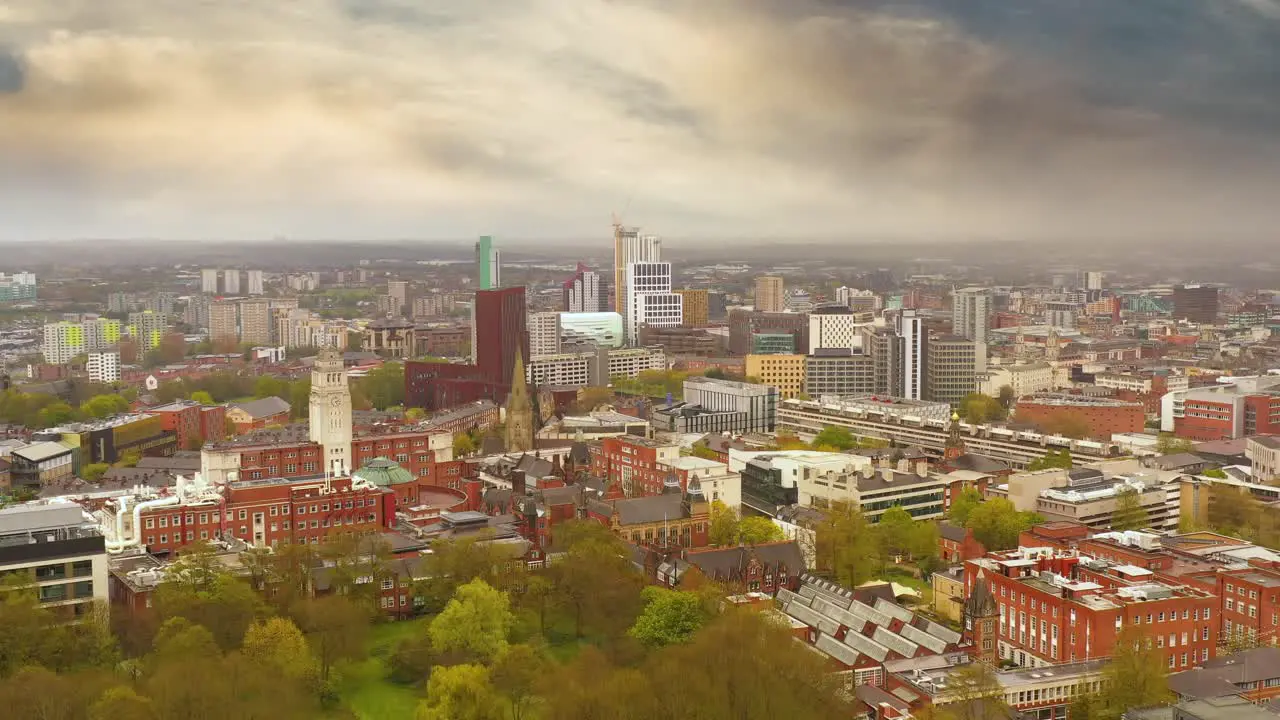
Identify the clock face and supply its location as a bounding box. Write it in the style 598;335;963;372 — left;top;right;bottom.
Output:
330;396;344;408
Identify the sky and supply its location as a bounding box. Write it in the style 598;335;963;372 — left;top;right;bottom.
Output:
2;0;1279;242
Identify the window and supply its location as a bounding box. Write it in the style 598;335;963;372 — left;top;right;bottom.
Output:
381;578;394;590
1227;599;1235;611
160;534;167;544
1158;612;1165;622
269;507;277;517
238;510;247;521
145;518;154;529
185;513;194;524
1227;583;1235;593
1202;628;1209;640
1204;608;1211;619
158;517;168;528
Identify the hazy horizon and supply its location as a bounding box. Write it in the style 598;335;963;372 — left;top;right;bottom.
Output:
3;0;1280;242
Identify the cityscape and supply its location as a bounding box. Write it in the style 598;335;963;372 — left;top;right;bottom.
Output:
3;2;1280;720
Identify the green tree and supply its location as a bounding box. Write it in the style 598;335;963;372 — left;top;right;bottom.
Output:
1157;433;1194;455
253;376;288;399
961;393;1007;424
243;616;316;681
811;425;856;451
708;500;739;546
1093;625;1173;720
1110;487;1150;531
81;462;111;482
416;663;502;720
628;586;711;648
453;432;477;458
739;515;785;545
948;487;983;525
1202;468;1227;479
549;521;645;639
1027;449;1073;471
815;504;881;587
89;686;158;720
356;362;405;410
82;393;130;419
189;390;215;405
36;401;76;427
875;506;919;561
429;579;514;663
294;595;370;683
965;498;1040;551
490;644;548;720
517;573;555;636
997;384;1016;410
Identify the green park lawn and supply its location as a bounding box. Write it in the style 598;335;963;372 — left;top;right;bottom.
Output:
338;617;429;720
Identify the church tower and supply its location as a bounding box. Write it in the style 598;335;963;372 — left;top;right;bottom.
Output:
309;348;353;476
504;349;534;453
943;411;967;462
964;569;1000;666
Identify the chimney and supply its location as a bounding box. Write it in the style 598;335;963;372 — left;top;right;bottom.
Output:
512;470;527;497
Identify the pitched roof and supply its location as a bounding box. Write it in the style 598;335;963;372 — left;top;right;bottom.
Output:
230;396;291;419
965;571;999;617
938;521;969;543
612;493;686;525
950;454;1011;473
685;541;804;581
12;441;72;463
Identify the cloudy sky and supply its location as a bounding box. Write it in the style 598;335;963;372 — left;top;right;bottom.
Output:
2;0;1279;242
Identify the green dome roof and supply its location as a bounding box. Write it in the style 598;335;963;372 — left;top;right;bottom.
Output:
353;458;415;487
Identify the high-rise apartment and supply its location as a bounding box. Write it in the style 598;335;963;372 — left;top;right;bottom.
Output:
952;286;992;345
473;287;528;386
528;311;562;357
184;295;211;329
613;225;661;316
624;261;682;344
209;301;239;344
563;264;607;313
387;280;408;316
927;335;984;406
808;305;873;353
674;289;709;328
0;272;37;303
1082;271;1105;291
86;351;121;383
476;235;501;290
222;269;241;295
127;310;168;351
41;318;122;364
835;286;880;313
238;299;273;345
200;268;220;294
247;270;265;296
754;276;785;313
896;310;927;401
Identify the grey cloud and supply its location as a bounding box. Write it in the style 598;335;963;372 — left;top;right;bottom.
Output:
0;47;23;93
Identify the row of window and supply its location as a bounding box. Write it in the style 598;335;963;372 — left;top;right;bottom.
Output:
146;514;378;546
144;498;379;529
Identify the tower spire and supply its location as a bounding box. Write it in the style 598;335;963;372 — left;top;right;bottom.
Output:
504;348;534;453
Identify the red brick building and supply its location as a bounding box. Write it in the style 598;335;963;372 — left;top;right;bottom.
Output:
146;400;227;450
1018;521;1092;552
938;522;986;564
590;436;682;498
1015;394;1145;439
1174;390;1280;441
1216;563;1280;649
202;426;452;484
226;397;292;434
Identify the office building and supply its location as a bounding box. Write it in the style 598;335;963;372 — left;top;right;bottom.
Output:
563;264;607;313
613;225;661;316
952;287;992;345
926;336;983;406
896;310;927;401
745;354;806;399
835;286;879;313
1015;394;1145;439
808;305;873;353
0;503;108;621
560;312;624;349
0;272;37;303
41;318;122;364
638;326;723;356
707;291;727;321
865;326;904;398
1045;301;1077;329
682;376;778;433
525;346;666;388
86;351;121;384
246;270;265;296
127;310;167;351
624;261;682;345
528;311;562;357
728;309;810;356
476;236;501;290
222;269;240;295
754;275;785;313
473;287;528;386
200;268;220;294
387;280;408;316
1082;271;1105;291
1162;376;1280;440
805;349;875;398
675;289;709;328
209;301;239;344
237;299;273;345
752;333;797;355
1173;285;1220;324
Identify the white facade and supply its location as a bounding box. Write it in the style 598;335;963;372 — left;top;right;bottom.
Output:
42;318;122;364
222;269;240;295
527;354;592;387
624;261;682;345
896;310;926;401
200;268;220;294
1083;271;1105;291
528;312;563;358
613;228;661;325
566;270;606;313
607;346;668;378
952;287;992;345
86;351;121;383
979;361;1055;398
526;346;667;388
809;312;871;353
0;504;109;614
836;287;881;312
247;270;265;296
308;349;353;476
669;456;742;508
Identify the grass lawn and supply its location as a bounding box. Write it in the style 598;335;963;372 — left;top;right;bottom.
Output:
338;617;429;720
880;565;934;603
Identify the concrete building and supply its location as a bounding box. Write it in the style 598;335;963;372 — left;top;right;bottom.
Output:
386;280;408;316
808;306;873;353
751;333;796;355
612;226;660;320
276;309;347;349
680;376;778;433
1173;285;1220;324
222;269;240;295
1161;376;1280;440
528;311;562;358
754;275;785;313
835;286;880;313
127;310;167;351
979;361;1055;398
563;264;607;313
560;311;624;349
1045;301;1078;329
0;503;108;621
525;346;666;388
728;309;809;357
200;268;220;294
42;318;122;364
412;294;453;319
624;261;682;345
896;310;927;401
246;269;265;296
86;351;121;384
674;289;709;328
745;354;806;399
805;349;875;398
1082;271;1105;291
952;287;992;345
1245;436;1280;483
476;235;501;290
237;299;273;346
0;271;37;303
209;301;239;344
927;335;983;406
1034;469;1176;531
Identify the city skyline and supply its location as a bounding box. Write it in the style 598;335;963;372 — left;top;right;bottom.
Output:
3;1;1280;242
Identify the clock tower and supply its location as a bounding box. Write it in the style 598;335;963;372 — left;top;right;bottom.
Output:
309;348;353;476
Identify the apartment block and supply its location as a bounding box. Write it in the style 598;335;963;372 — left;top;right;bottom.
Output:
745;354;806;399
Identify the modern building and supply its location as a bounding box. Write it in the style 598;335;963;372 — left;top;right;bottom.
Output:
308;348;353;476
247;269;265;296
127;310;168;351
1082;271;1105;291
754;276;785;313
184;294;211;328
624;261;682;345
1034;469;1175;530
473;287;529;386
728;309;809;357
927;335;983;406
745;354;806;399
1045;301;1078;329
1161;376;1280;440
808;305;873;353
209;301;239;344
805;349;875;398
41;318;122;364
475;235;501;290
222;269;240;295
0;502;108;621
528;311;562;358
613;225;661;318
1015;394;1145;439
276;309;348;350
637;326;723;356
680;376;778;433
525;346;666;388
952;287;992;345
835;286;879;313
237;299;273;345
200;268;220;294
386;280;408;316
674;289;709;328
9;442;76;487
1173;285;1220;324
412;294;453;319
1245;436;1280;483
896;310;927;401
0;271;37;303
563;264;607;313
560;311;624;349
751;333;797;355
86;351;121;384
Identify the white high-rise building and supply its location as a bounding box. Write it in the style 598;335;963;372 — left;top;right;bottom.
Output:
528;312;563;358
222;269;241;295
613;226;661;316
309;348;352;477
200;269;220;294
624;261;682;345
835;286;881;313
42;318;122;364
896;310;926;401
565;267;606;313
952;287;992;346
247;270;265;296
86;351;121;383
808;308;873;353
1083;271;1105;291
